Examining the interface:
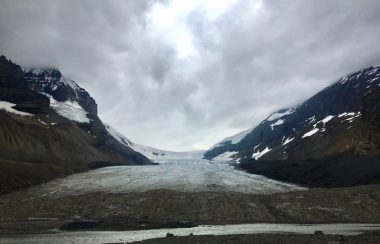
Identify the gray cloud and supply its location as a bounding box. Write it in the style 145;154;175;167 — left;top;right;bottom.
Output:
1;0;380;150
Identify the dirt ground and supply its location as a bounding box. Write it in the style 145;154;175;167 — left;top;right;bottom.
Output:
132;231;380;244
0;184;380;234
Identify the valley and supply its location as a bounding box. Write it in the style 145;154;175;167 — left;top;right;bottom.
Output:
1;158;380;242
1;53;380;243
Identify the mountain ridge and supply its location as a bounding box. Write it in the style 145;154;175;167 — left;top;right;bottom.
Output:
204;66;380;162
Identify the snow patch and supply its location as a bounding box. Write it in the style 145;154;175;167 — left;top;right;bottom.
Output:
307;116;316;124
209;127;253;150
48;96;90;123
254;144;261;151
302;115;334;138
302;128;319;138
212;151;238;162
340;77;349;84
366;67;379;76
338;112;361;123
38;119;47;125
252;147;271;160
367;77;379;83
270;119;284;130
267;108;295;121
282;137;295;146
338;112;356;118
0;101;34;117
342;112;361;123
104;123;131;146
321;115;334;124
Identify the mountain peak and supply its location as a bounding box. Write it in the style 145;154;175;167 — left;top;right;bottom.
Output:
23;67;62;77
23;67;81;92
338;65;379;85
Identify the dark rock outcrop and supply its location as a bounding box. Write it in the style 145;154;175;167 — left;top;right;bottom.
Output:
239;154;380;188
356;87;380;154
0;55;49;113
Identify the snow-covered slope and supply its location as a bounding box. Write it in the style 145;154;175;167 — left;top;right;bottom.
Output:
40;94;90;123
209;128;253;151
104;123;205;160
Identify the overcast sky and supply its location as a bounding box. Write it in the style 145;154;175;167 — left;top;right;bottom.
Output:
1;0;380;151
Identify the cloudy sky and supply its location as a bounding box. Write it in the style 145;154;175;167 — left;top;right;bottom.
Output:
1;0;380;151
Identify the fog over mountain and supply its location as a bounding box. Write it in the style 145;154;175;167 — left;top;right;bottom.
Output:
1;0;380;150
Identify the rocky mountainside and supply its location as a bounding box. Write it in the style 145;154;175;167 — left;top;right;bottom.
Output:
204;66;380;187
205;66;380;162
0;55;151;193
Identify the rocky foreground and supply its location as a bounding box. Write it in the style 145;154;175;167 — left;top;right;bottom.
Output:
132;231;380;244
0;184;379;235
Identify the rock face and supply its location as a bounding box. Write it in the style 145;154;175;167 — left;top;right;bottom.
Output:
238;154;380;188
356;87;380;154
204;66;380;162
24;68;97;116
0;55;152;193
0;56;49;113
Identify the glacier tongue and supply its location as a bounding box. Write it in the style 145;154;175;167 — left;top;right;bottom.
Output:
27;159;305;196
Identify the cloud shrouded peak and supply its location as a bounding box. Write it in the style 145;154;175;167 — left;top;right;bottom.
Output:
1;0;380;151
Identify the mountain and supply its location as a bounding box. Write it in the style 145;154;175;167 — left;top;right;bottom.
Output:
0;55;152;193
204;66;380;187
104;124;205;160
205;66;380;161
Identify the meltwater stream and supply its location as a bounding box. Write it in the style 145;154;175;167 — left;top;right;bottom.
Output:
2;223;380;243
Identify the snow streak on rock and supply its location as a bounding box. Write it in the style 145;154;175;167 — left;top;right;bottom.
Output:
270;119;284;130
0;101;34;117
267;108;295;121
252;147;271;160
